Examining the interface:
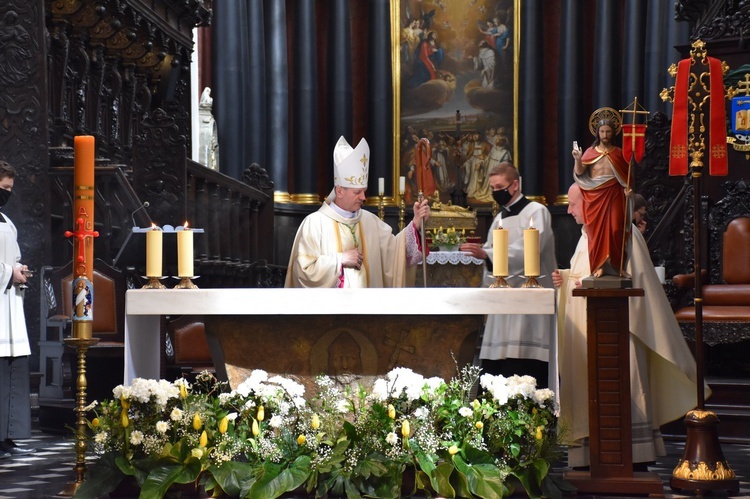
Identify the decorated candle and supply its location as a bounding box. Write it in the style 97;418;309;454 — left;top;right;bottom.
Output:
177;223;194;277
378;177;385;195
399;176;406;194
523;219;540;277
146;225;163;277
73;135;96;279
492;227;509;276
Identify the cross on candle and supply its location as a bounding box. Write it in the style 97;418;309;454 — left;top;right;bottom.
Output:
65;217;100;265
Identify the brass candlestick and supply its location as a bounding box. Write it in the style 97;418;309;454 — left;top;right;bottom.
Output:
175;276;198;289
60;336;100;496
489;275;510;288
521;275;541;288
398;194;406;231
142;276;166;289
378;193;385;220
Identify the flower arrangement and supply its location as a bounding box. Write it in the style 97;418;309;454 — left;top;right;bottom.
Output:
75;367;569;499
430;226;467;248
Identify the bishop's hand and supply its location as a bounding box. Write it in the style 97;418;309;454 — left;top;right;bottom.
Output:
412;199;431;227
342;248;363;270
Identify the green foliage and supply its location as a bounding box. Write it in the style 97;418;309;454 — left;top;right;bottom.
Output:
76;368;565;498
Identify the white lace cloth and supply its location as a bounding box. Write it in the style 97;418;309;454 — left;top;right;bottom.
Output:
426;251;484;266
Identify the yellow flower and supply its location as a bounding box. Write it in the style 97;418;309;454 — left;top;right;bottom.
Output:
252;419;259;437
219;416;228;434
471;399;481;410
120;396;130;410
199;430;208;447
311;414;320;429
448;445;459;455
191;448;204;459
388;404;396;419
257;406;265;422
401;420;410;438
179;384;187;399
91;417;100;428
475;421;484;430
121;411;129;428
535;426;544;441
192;413;202;430
297;434;306;445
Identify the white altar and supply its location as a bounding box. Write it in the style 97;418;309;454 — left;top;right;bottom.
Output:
124;288;555;385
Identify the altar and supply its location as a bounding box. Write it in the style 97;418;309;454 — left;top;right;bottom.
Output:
124;288;555;389
414;251;487;287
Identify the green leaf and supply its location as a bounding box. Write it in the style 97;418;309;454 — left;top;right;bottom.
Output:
246;456;311;499
74;452;126;499
433;461;457;498
452;455;507;499
208;461;255;497
138;459;200;499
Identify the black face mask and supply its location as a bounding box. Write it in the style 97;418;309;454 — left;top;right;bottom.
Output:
492;188;512;207
0;189;11;209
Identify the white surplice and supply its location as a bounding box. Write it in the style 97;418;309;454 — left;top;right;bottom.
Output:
558;227;704;465
0;212;30;358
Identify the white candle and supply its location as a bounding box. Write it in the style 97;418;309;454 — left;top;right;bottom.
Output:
177;223;194;277
399;176;406;194
492;228;508;277
145;225;162;277
523;218;540;277
378;177;385;195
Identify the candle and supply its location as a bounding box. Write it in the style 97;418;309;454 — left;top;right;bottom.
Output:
177;223;194;277
378;177;385;195
399;176;406;194
492;228;509;276
523;219;540;277
73;135;95;278
146;225;163;277
72;135;96;339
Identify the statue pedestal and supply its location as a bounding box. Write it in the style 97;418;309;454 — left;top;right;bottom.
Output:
564;288;664;496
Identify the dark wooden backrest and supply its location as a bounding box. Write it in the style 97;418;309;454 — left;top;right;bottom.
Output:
709;180;750;284
723;217;750;285
50;259;126;343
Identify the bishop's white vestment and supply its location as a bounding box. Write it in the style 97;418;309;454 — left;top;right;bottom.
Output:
558;227;703;465
285;202;422;288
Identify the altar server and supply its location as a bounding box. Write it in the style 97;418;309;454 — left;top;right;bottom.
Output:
285;136;430;288
460;162;557;387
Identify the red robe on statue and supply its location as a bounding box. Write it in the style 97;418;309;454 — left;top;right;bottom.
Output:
577;146;630;275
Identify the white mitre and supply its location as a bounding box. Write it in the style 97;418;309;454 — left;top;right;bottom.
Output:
334;136;369;187
326;136;370;203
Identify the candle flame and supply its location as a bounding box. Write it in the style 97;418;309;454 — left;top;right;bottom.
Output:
151;223;158;230
184;221;189;229
529;217;535;229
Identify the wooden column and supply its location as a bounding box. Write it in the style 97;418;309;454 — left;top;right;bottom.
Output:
565;288;664;495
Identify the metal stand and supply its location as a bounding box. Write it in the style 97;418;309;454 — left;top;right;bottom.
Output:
489;276;510;288
378;193;385;221
142;276;166;289
398;196;406;232
521;276;541;288
175;277;199;289
59;337;100;496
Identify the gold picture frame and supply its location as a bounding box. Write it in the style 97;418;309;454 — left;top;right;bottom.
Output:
390;0;519;207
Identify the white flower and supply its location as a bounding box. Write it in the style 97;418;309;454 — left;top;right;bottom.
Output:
458;406;473;418
235;370;269;397
336;399;350;414
385;432;399;445
414;407;430;420
130;430;144;445
83;400;99;412
533;388;555;406
170;408;183;421
94;432;108;444
269;415;283;428
155;421;170;434
227;412;239;421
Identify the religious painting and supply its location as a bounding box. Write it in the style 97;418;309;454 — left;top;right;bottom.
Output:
392;0;518;207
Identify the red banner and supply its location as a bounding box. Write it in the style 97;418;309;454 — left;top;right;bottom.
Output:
708;56;728;176
622;124;647;163
669;59;691;176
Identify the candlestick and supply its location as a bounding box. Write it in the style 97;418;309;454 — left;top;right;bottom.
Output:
378;177;385;196
177;224;194;278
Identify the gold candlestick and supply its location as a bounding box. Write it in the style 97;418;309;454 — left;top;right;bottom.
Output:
378;193;385;220
522;276;541;288
142;277;166;289
398;196;405;231
175;277;198;289
489;276;510;288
